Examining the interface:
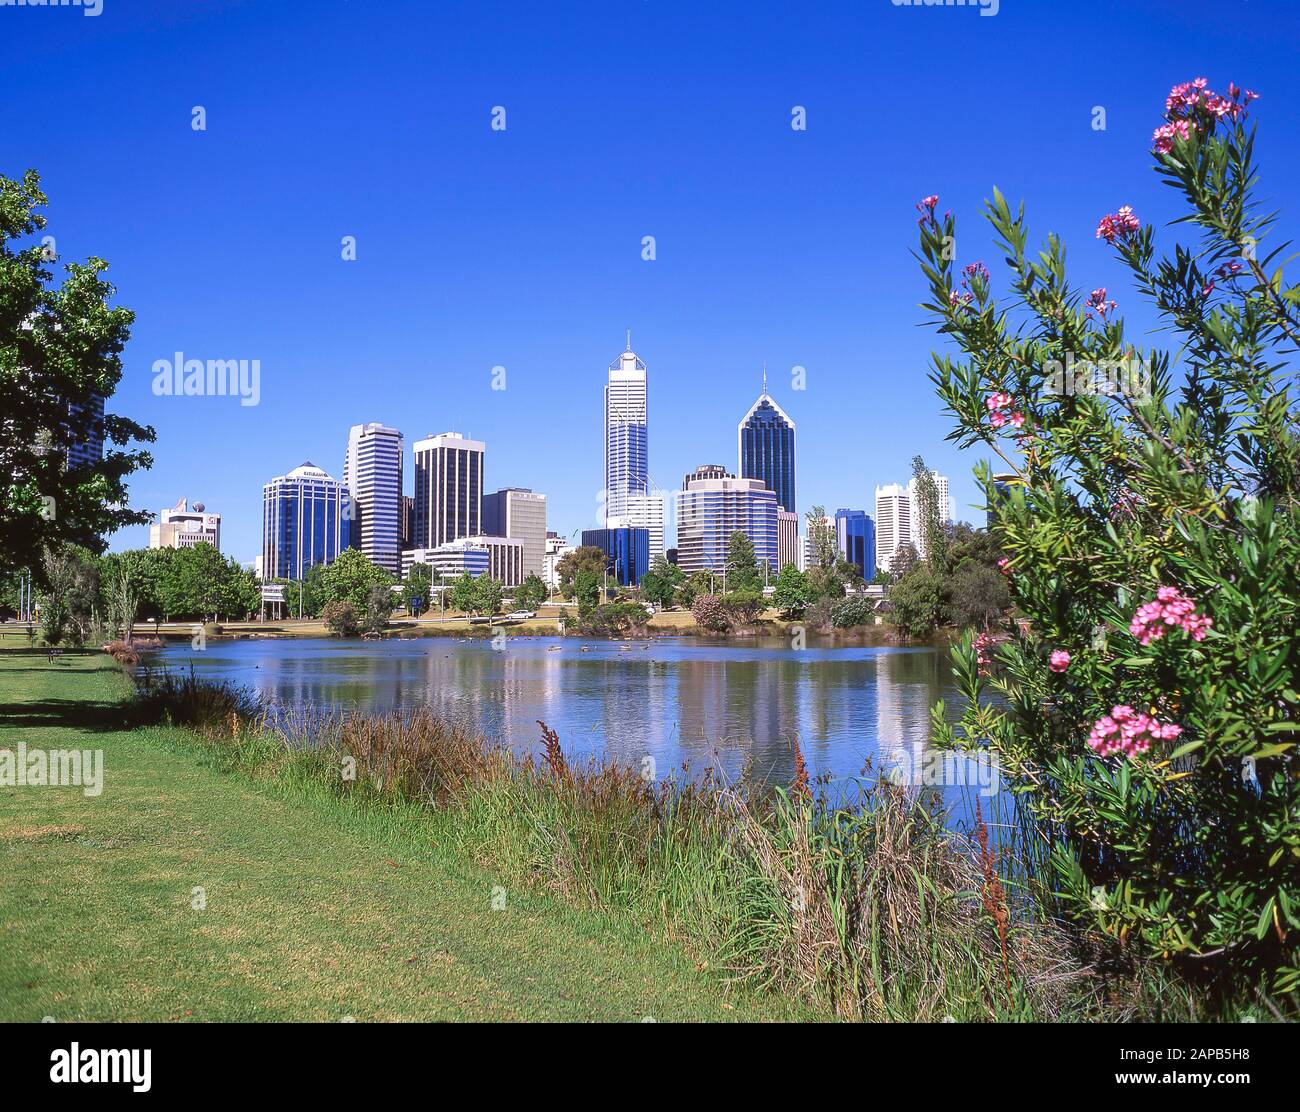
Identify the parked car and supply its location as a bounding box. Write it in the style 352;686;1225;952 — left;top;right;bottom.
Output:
507;610;536;620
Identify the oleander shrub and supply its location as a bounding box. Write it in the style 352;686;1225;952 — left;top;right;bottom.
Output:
917;77;1300;995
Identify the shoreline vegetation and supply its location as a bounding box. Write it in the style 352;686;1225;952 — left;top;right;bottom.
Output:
32;648;1276;1021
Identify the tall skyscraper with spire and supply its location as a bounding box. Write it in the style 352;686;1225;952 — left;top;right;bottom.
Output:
604;334;649;525
738;369;797;515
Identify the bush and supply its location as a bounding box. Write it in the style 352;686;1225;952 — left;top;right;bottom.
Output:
577;601;649;636
691;593;729;633
830;595;877;629
722;589;764;627
322;600;360;637
918;77;1300;994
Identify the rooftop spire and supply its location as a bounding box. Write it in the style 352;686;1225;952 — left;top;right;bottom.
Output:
762;361;768;395
626;328;632;352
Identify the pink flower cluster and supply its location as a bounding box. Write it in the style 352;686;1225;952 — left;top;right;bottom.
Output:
1086;287;1117;318
1049;650;1070;673
1129;586;1213;646
1154;78;1258;153
996;557;1011;576
974;632;998;667
986;392;1025;430
1087;705;1183;758
916;194;939;226
1096;206;1141;244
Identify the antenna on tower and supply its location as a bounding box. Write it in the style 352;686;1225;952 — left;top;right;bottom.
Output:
762;361;768;395
626;328;632;352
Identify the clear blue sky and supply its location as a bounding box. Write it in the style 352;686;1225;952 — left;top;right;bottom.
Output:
3;0;1298;565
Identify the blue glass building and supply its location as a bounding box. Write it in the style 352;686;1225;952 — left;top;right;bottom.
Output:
834;508;876;579
738;379;796;514
580;526;651;587
261;462;353;580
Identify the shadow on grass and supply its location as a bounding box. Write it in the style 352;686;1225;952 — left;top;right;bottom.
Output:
0;698;148;734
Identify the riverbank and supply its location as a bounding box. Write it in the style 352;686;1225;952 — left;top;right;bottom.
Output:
0;649;820;1021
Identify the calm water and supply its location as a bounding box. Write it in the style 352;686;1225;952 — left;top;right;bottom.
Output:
154;635;975;805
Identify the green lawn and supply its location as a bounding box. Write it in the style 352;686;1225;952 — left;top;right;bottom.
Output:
0;649;812;1021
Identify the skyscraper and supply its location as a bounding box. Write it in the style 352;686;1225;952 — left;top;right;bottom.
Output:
604;339;648;524
261;462;352;580
608;488;666;564
343;422;404;576
875;483;911;574
150;497;222;551
413;432;484;549
483;488;548;579
580;526;651;587
738;372;796;515
676;473;779;576
777;508;800;570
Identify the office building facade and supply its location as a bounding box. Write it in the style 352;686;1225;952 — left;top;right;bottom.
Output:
738;378;796;515
676;474;779;577
413;432;484;549
343;422;404;576
483;488;547;579
150;497;222;551
875;483;911;574
777;508;800;571
604;343;648;524
835;508;876;579
580;526;651;588
261;462;352;580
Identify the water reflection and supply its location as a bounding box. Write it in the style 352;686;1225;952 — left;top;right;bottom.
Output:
155;636;962;801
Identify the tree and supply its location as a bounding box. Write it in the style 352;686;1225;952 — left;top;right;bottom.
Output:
514;572;547;611
1;171;154;586
888;542;919;582
472;577;503;617
362;584;393;633
885;566;944;639
640;554;684;610
319;548;393;613
725;531;762;592
322;600;359;637
943;559;1009;631
805;505;837;570
910;455;947;571
676;571;713;610
556;546;607;599
691;593;729;633
449;573;477;615
917;77;1300;991
402;562;433;617
101;549;145;641
573;568;601;611
771;563;809;618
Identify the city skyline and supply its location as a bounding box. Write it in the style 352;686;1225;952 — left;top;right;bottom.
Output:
11;3;1295;567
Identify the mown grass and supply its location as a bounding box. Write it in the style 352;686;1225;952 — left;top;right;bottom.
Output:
0;649;821;1022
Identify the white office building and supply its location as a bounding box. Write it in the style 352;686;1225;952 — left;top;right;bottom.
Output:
609;489;665;564
410;536;523;586
150;497;221;551
875;483;912;574
543;535;572;590
343;422;404;577
604;340;649;525
676;474;779;576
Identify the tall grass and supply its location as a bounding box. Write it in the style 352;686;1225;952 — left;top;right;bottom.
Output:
135;671;1127;1021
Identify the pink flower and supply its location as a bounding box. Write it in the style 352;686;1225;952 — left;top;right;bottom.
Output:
1152;119;1192;153
1128;586;1213;646
1086;287;1117;317
986;391;1013;412
996;557;1011;576
974;632;997;667
1087;704;1183;759
1049;650;1070;673
989;411;1007;428
1096;206;1140;244
1009;411;1026;428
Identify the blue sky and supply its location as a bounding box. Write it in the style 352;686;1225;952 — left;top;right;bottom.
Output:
3;0;1299;565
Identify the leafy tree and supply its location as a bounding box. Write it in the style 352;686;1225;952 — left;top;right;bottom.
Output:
1;171;154;585
362;584;393;633
805;505;837;570
910;455;947;571
676;571;713;610
300;560;328;618
573;568;602;611
831;595;877;629
578;601;650;636
640;554;684;610
402;562;433;617
723;589;764;626
449;573;477;615
917;77;1300;991
556;546;607;599
472;577;503;617
691;593;729;633
888;542;919;582
943;559;1009;631
319;547;393;613
771;563;809;618
725;531;762;592
101;549;145;641
514;572;547;611
322;600;359;637
885;566;944;639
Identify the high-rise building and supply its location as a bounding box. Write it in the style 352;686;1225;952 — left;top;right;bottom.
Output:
401;495;415;550
777;509;800;570
875;483;911;574
684;464;731;489
543;534;573;590
676;473;779;577
604;340;648;524
413;432;484;549
461;535;525;587
150;498;221;551
483;488;547;579
261;462;352;580
581;526;651;587
343;422;404;576
835;508;876;579
907;470;951;558
738;373;796;515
